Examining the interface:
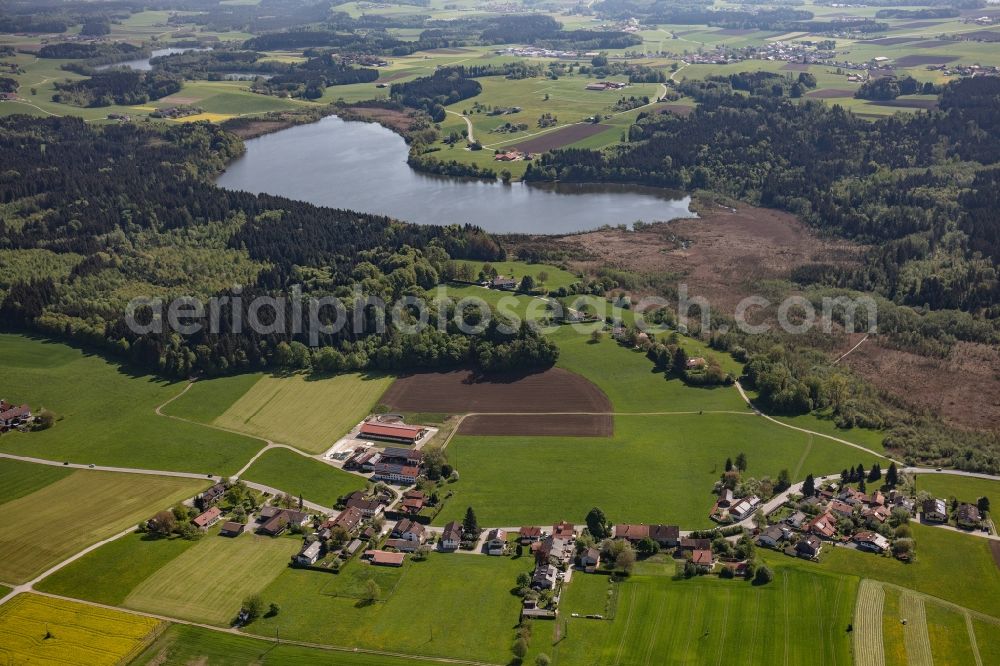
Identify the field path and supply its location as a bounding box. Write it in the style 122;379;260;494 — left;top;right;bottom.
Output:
446;110;474;143
965;613;984;666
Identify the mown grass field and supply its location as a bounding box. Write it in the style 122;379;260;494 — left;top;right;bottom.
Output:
454;259;580;291
212;372;395;453
135;623;448;665
0;593;163;666
914;474;999;505
241;447;366;506
544;564;856;665
161;373;262;425
0;468;206;584
762;523;1000;617
0;334;261;473
435;412;883;527
124;529;299;625
37;531;199;606
249;553;531;662
0;457;71;505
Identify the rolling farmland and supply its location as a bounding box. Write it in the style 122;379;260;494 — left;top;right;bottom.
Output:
855;580;887;666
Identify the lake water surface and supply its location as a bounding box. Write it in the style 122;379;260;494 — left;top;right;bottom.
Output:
215;115;694;234
96;47;209;71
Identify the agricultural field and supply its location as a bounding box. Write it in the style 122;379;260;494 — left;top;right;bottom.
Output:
0;594;163;666
0;334;261;473
211;372;395;453
134;623;447;666
762;523;1000;617
241;447;366;506
248;553;530;662
435;412;884;527
0;467;206;584
0;457;71;505
123;529;299;625
36;532;200;606
543;564;856;665
914;473;1000;505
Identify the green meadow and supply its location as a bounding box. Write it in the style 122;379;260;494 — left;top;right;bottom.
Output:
436;413;884;527
241;447;366;506
914;474;1000;505
0;334;261;473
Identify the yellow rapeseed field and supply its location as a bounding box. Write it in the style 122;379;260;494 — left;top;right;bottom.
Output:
0;594;163;665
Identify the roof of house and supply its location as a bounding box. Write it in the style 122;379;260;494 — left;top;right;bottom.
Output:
192;507;221;527
649;524;680;541
395;518;426;536
488;528;507;542
332;507;363;531
584;547;600;561
614;524;649;540
299;540;322;558
0;404;30;421
680;537;711;550
923;498;947;515
443;521;463;541
553;521;575;537
797;535;822;552
957;504;982;521
519;526;543;538
853;530;889;548
692;549;714;565
220;521;244;533
808;513;837;538
360;422;424;439
762;525;785;540
383;447;424;461
373;462;420;478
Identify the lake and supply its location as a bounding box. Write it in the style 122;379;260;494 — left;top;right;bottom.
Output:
215;115;694;234
96;47;209;71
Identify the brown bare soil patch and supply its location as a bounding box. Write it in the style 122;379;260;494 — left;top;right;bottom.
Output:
382;367;612;414
991;541;1000;571
807;88;856;99
893;54;959;67
512;123;609;153
459;414;613;437
842;339;1000;431
546;203;863;312
158;95;202;105
659;104;695;117
913;40;953;49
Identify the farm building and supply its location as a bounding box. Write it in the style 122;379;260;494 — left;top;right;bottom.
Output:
372;462;420;484
381;447;424;466
0;401;31;431
358;421;426;445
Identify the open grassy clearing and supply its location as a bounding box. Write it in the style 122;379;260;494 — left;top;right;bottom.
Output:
134;623;447;666
213;372;394;453
249;553;530;662
761;523;1000;617
435;413;883;527
0;468;206;584
545;564;855;665
925;602;980;666
161;373;262;424
124;528;299;625
36;531;199;606
241;447;366;506
454;259;580;290
973;618;1000;665
914;474;1000;504
0;593;163;666
0;457;71;505
0;334;261;473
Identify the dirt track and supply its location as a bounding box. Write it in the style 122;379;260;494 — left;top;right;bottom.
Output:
382;368;612;414
458;414;613;437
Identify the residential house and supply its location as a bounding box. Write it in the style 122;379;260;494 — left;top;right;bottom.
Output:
785;511;808;530
392;518;426;544
219;521;245;537
0;402;31;430
296;540;322;565
853;531;890;553
839;487;867;506
691;549;715;571
686;357;707;370
400;490;426;515
796;535;823;559
807;513;837;539
195;483;226;511
343;539;364;559
829;500;855;519
490;276;518;290
956;504;982;529
729;495;761;521
614;524;649;543
486;528;508;556
922;499;948;523
716;488;734;508
441;521;463;550
258;508;310;536
358;422;426;446
344;492;384;518
518;526;543;544
365;550;405;567
758;525;788;548
531;563;558;590
382;448;424;467
649;524;680;548
192;507;222;530
329;507;364;534
385;538;419;553
679;537;711;551
553;521;575;538
862;505;891;524
581;547;601;572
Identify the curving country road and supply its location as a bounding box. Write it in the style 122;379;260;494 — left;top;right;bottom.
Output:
446;109;475;144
